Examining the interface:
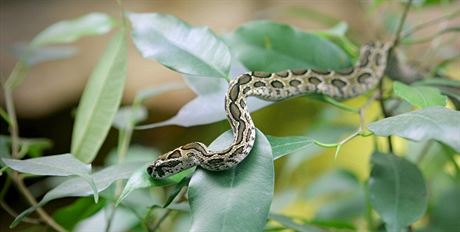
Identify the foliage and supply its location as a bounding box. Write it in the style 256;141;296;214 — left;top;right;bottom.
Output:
1;2;459;232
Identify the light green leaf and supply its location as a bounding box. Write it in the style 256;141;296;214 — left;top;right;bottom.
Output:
225;20;351;72
269;214;322;232
2;154;98;202
368;106;460;152
134;82;187;104
11;162;140;228
31;12;115;47
116;165;193;206
267;135;314;159
71;31;127;163
128;12;231;78
369;152;427;232
13;44;78;66
305;169;359;199
188;129;274;232
393;81;447;108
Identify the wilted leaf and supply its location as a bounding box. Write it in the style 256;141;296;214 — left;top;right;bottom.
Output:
393;81;447;108
71;31;127;163
369;152;427;231
31;12;114;47
129;12;231;78
188;130;274;232
368;106;460;152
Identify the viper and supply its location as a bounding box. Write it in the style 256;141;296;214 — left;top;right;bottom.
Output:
147;41;393;179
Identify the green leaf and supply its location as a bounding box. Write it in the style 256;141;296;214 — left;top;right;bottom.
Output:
393;81;447;108
11;162;140;228
134;82;187;104
427;186;460;231
269;214;322;232
128;12;231;78
0;135;52;158
2;154;98;201
225;20;351;72
53;197;106;231
188;129;274;232
31;12;115;47
368;106;460;152
105;145;158;165
267;135;314;159
116;165;193;206
368;152;428;232
71;31;127;163
305;169;359;199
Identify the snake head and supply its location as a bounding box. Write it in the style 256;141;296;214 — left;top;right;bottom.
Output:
147;147;197;179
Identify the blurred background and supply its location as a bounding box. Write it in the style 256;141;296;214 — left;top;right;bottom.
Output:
1;0;459;231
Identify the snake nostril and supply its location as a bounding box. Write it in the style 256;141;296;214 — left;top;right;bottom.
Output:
146;165;154;175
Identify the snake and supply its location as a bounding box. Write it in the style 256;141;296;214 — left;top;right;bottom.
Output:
147;41;393;179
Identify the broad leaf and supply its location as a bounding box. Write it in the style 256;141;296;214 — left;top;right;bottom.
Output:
426;186;460;231
71;31;127;163
188;129;274;232
225;20;351;72
368;107;460;152
393;81;447;108
129;12;231;78
305;169;359;199
267;135;314;159
11;162;140;228
31;12;114;47
2;154;98;201
368;152;427;232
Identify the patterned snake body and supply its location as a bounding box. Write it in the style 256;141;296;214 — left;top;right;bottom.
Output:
147;41;393;179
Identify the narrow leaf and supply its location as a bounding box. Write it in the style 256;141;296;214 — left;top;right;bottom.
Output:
31;12;114;47
393;81;447;108
71;31;127;163
129;12;231;78
188;130;274;232
11;162;139;228
368;152;427;231
2;154;98;201
368;107;460;152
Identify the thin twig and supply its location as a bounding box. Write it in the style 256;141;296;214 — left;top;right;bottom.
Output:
402;9;460;38
393;0;413;47
149;187;188;231
0;200;41;224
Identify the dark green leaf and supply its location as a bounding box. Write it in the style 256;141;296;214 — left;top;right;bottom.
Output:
368;152;427;231
128;12;231;78
188;129;274;232
368;106;460;152
427;186;460;231
393;81;447;108
31;12;114;47
53;197;106;231
226;21;351;72
71;31;127;163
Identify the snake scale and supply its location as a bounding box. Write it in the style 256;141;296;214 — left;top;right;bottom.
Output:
147;41;393;179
